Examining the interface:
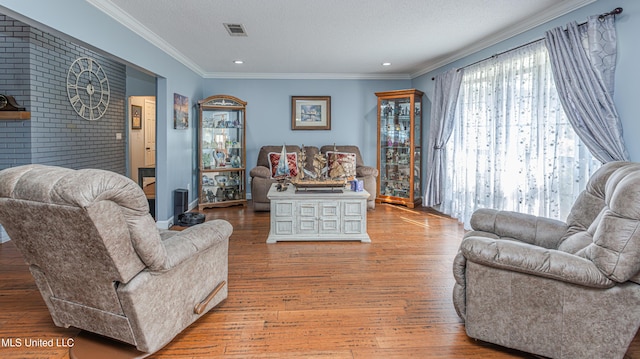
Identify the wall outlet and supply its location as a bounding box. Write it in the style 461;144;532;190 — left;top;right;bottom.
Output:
187;183;191;193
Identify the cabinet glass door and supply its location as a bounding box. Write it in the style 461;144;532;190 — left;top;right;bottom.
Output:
376;88;423;208
198;95;247;209
413;100;422;197
201;110;243;171
379;96;412;199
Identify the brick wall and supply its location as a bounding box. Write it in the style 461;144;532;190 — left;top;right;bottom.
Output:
29;28;126;173
0;14;126;173
0;15;31;168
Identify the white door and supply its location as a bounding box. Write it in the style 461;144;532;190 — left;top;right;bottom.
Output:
144;99;156;167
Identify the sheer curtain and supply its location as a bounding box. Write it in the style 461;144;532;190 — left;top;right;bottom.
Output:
441;40;600;229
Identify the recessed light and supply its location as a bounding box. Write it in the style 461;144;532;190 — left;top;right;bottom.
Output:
382;62;392;66
233;60;244;64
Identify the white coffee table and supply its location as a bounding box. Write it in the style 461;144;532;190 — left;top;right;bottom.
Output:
266;183;370;243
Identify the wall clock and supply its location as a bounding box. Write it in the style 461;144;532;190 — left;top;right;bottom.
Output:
66;56;110;121
0;94;26;111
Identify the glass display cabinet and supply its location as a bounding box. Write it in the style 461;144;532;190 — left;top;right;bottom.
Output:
375;89;424;208
198;95;247;210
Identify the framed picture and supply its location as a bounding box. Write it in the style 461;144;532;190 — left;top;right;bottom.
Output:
173;93;189;129
291;96;331;130
131;105;142;130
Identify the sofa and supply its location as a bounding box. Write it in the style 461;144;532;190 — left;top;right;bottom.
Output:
250;145;378;211
0;164;232;355
452;161;640;359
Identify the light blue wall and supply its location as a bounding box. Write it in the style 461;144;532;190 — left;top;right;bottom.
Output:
413;0;640;167
126;67;156;97
0;0;203;225
204;78;410;192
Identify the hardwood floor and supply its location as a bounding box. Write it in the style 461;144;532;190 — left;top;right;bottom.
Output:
1;202;639;358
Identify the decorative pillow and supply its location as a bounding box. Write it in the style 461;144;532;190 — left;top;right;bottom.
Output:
268;152;298;178
326;151;356;179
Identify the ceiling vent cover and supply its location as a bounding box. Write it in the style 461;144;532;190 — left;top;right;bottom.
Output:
224;23;247;36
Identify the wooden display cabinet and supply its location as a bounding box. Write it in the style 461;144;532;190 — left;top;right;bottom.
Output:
198;95;247;209
375;89;424;208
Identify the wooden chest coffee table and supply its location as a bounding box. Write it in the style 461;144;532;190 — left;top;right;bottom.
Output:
266;183;370;243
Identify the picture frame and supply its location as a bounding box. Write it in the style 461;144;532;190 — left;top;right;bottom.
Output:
291;96;331;130
131;105;142;130
173;93;189;129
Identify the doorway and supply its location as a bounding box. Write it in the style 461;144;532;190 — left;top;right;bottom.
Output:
129;96;156;216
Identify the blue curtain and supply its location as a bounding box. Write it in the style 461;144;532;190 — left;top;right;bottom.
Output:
545;16;629;163
424;68;463;207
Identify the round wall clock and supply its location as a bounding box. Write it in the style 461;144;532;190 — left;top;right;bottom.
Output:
66;56;110;121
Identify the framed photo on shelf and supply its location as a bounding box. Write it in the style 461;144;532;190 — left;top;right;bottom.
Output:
291;96;331;130
131;105;142;129
173;93;189;129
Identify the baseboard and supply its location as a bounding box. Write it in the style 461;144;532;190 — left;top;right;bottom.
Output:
156;199;199;230
156;219;172;230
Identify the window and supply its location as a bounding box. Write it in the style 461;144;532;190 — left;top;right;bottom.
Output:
441;40;600;229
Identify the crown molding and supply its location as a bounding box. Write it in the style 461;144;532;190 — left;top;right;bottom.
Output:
202;72;412;80
410;0;597;78
86;0;207;77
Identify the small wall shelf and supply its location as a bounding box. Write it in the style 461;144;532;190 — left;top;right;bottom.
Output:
0;112;30;120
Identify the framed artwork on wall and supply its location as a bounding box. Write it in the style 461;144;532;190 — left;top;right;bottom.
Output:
131;105;142;129
291;96;331;130
174;93;189;129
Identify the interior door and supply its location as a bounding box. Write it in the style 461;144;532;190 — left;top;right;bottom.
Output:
144;99;156;167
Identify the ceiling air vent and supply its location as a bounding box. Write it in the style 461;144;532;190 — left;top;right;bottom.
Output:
224;23;247;37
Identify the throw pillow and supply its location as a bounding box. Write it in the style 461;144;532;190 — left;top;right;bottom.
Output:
268;152;298;178
326;151;356;179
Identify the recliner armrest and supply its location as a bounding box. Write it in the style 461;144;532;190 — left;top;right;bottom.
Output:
249;166;271;179
159;220;232;270
356;165;378;178
470;208;568;249
461;236;615;288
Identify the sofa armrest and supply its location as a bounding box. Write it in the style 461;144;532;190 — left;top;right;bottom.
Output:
470;208;568;249
356;165;378;178
461;236;614;288
160;220;232;270
249;166;271;179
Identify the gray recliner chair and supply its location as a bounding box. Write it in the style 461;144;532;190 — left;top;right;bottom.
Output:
453;161;640;359
0;164;232;356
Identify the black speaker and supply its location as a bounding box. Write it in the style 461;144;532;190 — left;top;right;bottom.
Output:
174;189;188;220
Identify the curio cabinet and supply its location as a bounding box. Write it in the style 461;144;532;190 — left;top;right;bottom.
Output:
198;95;247;209
375;89;423;208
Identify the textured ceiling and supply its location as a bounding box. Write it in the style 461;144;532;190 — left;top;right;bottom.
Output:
92;0;596;79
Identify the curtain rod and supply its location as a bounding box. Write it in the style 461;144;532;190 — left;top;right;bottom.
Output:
431;7;623;80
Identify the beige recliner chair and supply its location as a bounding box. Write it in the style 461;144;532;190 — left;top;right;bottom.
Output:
453;161;640;359
0;164;231;357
